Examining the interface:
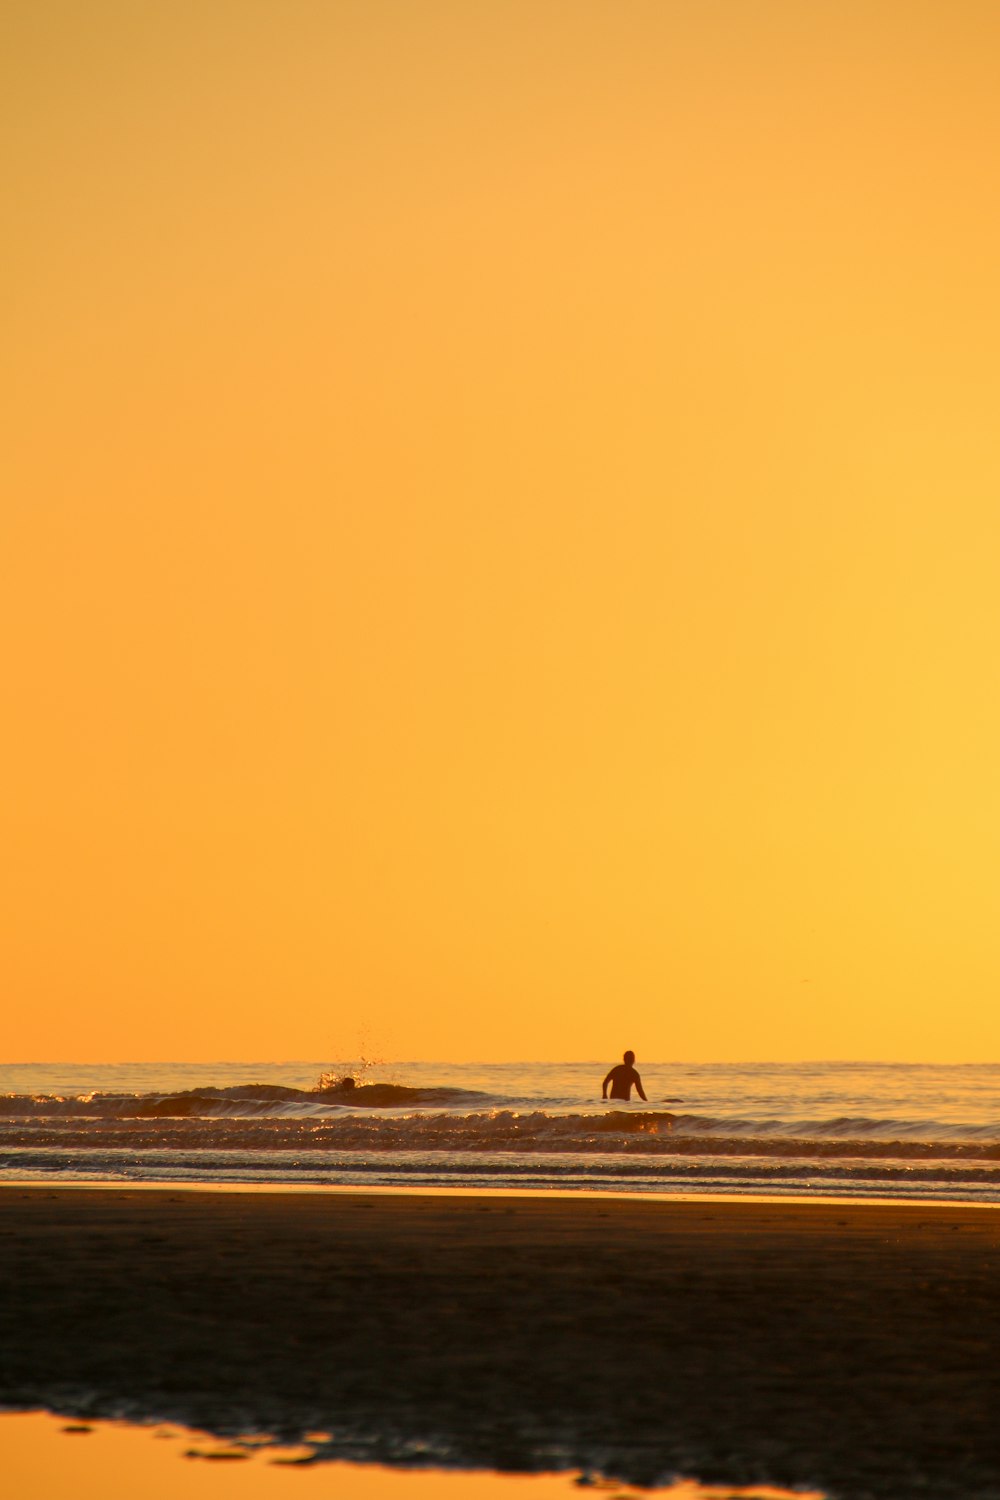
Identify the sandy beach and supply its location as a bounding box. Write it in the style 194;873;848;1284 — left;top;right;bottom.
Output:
2;1189;999;1498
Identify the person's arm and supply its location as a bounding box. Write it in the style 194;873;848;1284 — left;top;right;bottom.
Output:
635;1073;647;1102
602;1069;614;1099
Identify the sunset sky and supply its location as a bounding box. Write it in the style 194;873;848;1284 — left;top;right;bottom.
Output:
5;1;1000;1063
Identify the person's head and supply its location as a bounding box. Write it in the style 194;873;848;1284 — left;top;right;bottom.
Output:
623;1050;635;1066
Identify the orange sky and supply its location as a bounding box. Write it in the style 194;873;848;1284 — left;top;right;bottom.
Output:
4;1;1000;1063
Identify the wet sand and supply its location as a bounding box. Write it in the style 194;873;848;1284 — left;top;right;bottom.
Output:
2;1189;999;1497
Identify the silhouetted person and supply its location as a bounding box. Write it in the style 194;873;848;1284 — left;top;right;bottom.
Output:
602;1050;647;1102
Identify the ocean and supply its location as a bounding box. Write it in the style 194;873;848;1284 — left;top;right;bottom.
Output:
2;1059;998;1202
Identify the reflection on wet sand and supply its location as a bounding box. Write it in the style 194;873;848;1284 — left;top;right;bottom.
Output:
1;1413;825;1500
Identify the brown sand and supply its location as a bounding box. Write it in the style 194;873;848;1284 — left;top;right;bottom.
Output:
2;1189;999;1497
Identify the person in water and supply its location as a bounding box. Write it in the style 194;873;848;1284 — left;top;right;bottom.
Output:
602;1050;647;1102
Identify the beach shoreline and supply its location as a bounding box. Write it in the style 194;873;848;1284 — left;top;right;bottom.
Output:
3;1188;1000;1497
3;1177;1000;1208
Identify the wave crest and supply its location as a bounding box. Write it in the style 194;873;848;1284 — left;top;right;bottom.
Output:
3;1107;1000;1161
0;1082;488;1119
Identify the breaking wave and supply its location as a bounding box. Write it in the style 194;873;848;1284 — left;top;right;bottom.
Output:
0;1082;487;1119
2;1104;1000;1161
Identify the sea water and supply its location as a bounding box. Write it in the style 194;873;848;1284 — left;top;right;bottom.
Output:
2;1059;998;1201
